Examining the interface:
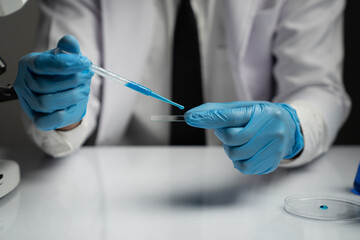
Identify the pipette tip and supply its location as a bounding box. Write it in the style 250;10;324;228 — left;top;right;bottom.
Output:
148;92;184;110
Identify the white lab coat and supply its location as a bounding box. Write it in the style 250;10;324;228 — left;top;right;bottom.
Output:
25;0;350;167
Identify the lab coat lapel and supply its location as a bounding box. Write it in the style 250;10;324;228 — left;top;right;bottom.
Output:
96;0;155;145
223;0;261;100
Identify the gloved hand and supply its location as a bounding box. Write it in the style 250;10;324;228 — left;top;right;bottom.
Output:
14;35;93;131
185;101;304;174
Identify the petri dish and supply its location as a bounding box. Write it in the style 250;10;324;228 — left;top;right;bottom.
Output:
150;115;185;122
284;194;360;221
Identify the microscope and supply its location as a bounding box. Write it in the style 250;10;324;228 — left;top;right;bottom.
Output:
0;57;20;199
0;57;18;102
0;0;28;198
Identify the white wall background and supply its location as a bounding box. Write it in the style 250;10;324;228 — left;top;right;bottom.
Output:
0;0;39;148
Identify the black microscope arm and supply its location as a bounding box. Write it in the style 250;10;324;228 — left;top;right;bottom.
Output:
0;56;18;102
0;85;18;102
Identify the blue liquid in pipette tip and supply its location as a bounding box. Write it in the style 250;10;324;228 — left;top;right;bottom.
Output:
148;91;185;110
125;81;184;110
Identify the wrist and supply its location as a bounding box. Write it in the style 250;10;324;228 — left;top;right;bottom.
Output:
275;103;304;159
56;121;82;131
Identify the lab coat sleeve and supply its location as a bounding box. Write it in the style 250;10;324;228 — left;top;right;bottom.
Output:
22;0;102;157
273;0;351;167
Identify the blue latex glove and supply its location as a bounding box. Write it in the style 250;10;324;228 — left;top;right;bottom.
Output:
185;101;304;174
14;35;93;131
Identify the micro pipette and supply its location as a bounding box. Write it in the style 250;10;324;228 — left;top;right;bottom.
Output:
56;49;184;110
91;65;184;110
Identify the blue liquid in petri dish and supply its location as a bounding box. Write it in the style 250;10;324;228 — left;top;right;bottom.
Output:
319;205;328;210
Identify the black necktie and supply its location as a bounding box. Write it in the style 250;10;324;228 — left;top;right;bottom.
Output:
170;0;205;145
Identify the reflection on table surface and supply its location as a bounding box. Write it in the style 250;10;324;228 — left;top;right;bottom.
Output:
0;146;360;240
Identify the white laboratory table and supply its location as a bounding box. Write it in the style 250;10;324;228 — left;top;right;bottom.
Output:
0;146;359;240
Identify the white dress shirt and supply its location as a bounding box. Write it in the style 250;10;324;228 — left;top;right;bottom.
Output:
23;0;351;169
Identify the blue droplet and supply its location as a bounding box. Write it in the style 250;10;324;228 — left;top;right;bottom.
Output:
320;205;328;210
